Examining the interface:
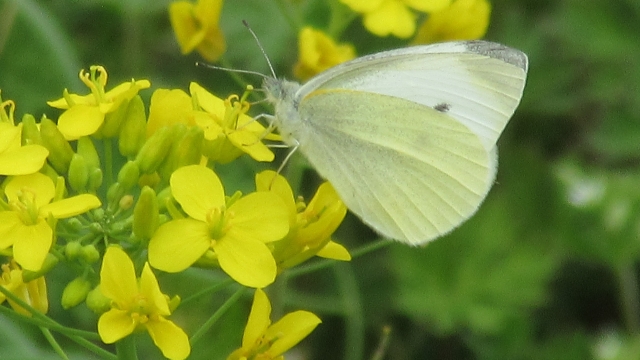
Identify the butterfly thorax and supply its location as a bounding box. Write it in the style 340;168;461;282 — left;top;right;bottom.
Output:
263;77;305;146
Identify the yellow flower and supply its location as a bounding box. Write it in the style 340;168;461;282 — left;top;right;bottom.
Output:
340;0;452;38
98;246;190;360
0;260;48;316
227;289;321;360
47;66;150;140
256;171;350;270
413;0;491;43
0;173;101;271
293;27;356;81
190;82;275;163
0;97;49;175
146;88;194;137
169;0;226;61
148;165;289;288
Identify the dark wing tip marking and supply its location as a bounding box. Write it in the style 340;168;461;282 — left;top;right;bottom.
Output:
463;41;529;72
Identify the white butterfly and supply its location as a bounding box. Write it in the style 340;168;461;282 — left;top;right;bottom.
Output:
263;41;528;245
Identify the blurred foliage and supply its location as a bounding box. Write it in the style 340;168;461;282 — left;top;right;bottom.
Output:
2;0;640;359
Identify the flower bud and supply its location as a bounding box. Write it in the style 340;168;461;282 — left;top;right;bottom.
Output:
81;245;100;264
159;124;201;179
119;95;147;158
76;136;100;171
20;113;42;145
173;125;204;169
106;182;124;206
100;98;129;138
68;154;89;193
86;285;111;314
135;126;174;174
61;277;92;309
40;116;74;174
64;241;83;260
117;160;140;191
133;186;159;241
87;168;103;192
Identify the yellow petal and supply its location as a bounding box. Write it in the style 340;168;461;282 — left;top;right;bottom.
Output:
403;0;451;12
98;308;136;344
189;83;226;117
147;317;191;360
227;192;289;243
195;24;226;62
0;212;21;249
340;0;384;12
5;172;55;208
227;130;274;162
242;289;272;348
140;263;170;316
265;310;321;356
148;219;211;272
57;104;105;141
0;145;49;175
0;122;21;153
364;0;416;38
316;241;352;261
170;165;225;221
169;1;202;54
100;247;138;306
412;0;490;43
193;111;224;140
12;219;52;271
40;194;101;219
255;170;297;226
214;236;276;288
147;88;194;137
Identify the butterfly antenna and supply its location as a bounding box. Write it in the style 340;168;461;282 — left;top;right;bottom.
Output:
242;20;277;79
195;62;268;79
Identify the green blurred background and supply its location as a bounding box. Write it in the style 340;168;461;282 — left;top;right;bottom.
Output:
2;0;640;359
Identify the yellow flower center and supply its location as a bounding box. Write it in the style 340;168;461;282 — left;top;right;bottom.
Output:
206;206;234;240
10;189;41;225
78;65;108;104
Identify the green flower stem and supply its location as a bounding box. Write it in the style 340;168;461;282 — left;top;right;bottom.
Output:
190;286;245;345
181;277;235;306
103;138;114;187
615;263;640;334
40;326;69;360
269;269;289;320
334;262;364;360
115;335;138;360
0;293;115;359
287;238;393;278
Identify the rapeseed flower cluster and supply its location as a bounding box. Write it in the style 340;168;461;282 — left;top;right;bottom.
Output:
0;0;493;358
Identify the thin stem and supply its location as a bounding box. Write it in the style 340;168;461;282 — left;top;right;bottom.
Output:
115;335;138;360
0;292;115;359
41;326;70;360
190;286;246;345
181;277;235;306
334;262;364;360
103;138;114;186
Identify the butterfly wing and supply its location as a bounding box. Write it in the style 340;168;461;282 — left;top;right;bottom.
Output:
295;89;494;244
298;41;528;152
